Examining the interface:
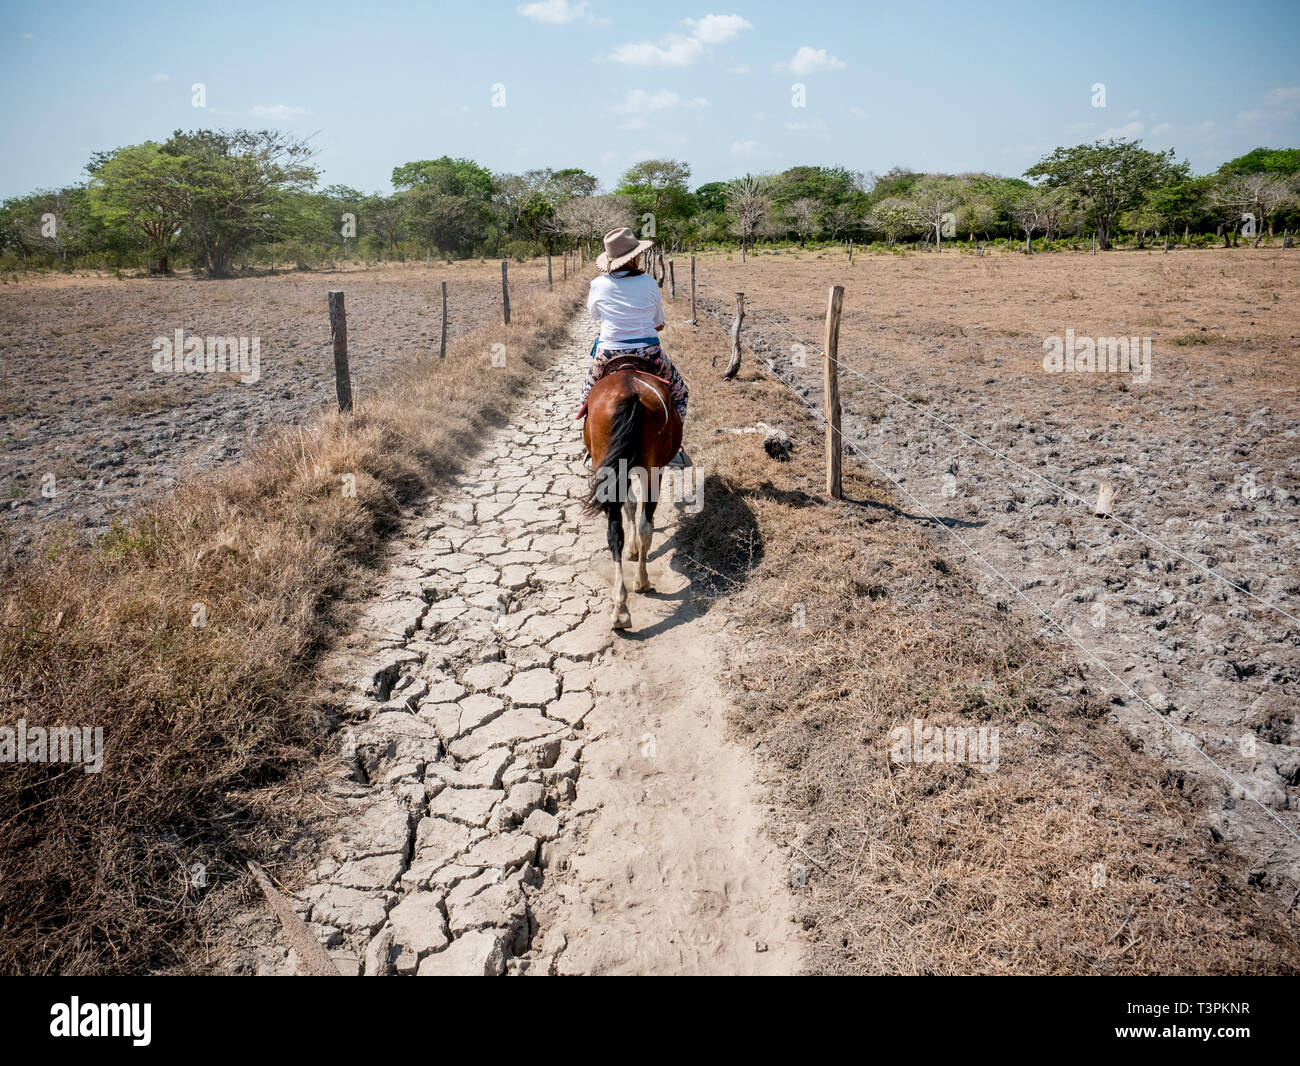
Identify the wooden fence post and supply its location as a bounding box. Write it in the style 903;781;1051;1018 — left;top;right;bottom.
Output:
547;253;553;291
668;258;675;299
689;255;697;324
823;285;845;499
439;280;448;360
501;260;511;325
328;290;352;414
724;291;745;379
848;239;854;264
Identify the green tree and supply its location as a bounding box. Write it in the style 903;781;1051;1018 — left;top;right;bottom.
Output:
391;156;495;199
405;189;484;257
392;156;494;256
1025;138;1186;249
1142;177;1209;246
616;159;694;246
163;129;317;276
1217;147;1300;177
86;142;189;272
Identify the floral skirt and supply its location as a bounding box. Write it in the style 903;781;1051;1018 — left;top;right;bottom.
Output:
580;341;688;418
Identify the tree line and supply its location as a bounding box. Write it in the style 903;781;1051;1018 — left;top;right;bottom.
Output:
2;130;1297;275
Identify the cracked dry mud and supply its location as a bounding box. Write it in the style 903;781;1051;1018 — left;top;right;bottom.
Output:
698;289;1300;893
237;315;798;976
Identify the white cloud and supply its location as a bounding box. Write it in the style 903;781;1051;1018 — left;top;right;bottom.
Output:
682;14;751;44
613;35;703;65
601;150;618;165
780;46;844;75
848;106;867;120
1099;120;1143;139
1148;122;1173;137
149;72;171;83
250;104;310;119
619;116;650;131
727;63;750;75
730;139;759;155
517;0;602;24
23;32;34;39
613;11;752;66
1235;87;1300;129
612;88;707;113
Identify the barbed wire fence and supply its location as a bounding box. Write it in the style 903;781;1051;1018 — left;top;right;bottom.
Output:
689;271;1300;850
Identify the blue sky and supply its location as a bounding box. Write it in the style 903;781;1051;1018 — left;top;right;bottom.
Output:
2;0;1298;199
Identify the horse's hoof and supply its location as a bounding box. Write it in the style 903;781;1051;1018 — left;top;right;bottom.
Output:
634;580;652;593
612;609;631;630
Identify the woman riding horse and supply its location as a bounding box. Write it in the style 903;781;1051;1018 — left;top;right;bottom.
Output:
581;226;691;629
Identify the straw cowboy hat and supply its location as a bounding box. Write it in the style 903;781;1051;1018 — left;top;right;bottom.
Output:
596;226;654;272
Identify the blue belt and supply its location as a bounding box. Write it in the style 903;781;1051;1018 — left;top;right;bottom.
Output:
591;335;661;358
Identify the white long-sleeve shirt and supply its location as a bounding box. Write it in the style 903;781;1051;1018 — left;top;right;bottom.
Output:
587;271;664;350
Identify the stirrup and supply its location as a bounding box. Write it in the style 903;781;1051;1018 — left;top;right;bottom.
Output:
668;448;691;468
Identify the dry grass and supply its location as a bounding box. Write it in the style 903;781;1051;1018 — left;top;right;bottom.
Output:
662;301;1299;975
0;275;584;975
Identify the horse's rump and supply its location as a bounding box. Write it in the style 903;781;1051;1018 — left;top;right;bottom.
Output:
583;371;682;516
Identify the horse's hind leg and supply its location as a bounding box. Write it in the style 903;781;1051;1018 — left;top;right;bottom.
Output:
633;470;656;593
607;507;631;630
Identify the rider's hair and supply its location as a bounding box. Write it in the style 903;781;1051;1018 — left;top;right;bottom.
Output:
613;253;644;277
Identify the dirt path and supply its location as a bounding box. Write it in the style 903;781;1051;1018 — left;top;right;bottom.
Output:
231;314;799;976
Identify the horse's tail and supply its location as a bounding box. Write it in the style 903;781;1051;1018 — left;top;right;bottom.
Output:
585;393;644;516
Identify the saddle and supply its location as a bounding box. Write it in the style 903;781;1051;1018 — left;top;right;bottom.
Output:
575;355;671;421
603;354;668;380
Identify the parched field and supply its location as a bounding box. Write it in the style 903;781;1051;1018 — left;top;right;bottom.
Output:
0;259;557;554
691;247;1300;893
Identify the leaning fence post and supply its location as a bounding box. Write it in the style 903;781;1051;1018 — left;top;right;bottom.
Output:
724;291;745;379
547;253;553;291
689;255;697;324
668;258;676;299
501;260;511;325
824;285;845;499
439;280;448;360
328;290;352;413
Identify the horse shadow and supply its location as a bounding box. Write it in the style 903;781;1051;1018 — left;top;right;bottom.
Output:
614;472;765;640
612;473;983;640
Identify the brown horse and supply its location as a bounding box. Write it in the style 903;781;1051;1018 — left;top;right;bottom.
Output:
583;356;683;630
